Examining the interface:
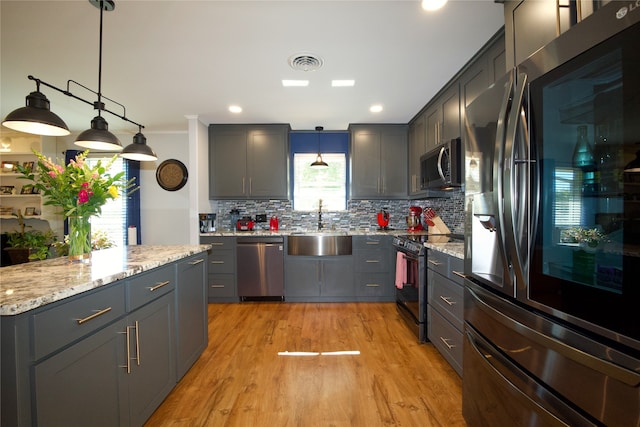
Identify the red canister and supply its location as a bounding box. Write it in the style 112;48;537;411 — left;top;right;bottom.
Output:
269;216;279;231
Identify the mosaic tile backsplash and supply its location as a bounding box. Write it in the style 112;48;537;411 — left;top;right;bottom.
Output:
209;191;464;234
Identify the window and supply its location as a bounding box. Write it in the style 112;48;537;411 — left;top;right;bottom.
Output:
554;167;582;227
289;132;349;211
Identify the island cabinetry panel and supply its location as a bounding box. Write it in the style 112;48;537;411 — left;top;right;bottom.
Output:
209;124;290;199
284;255;354;301
353;235;394;301
427;249;465;377
175;253;207;380
200;236;237;302
350;124;408;199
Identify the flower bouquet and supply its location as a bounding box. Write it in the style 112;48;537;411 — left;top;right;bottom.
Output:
562;226;607;250
17;150;136;261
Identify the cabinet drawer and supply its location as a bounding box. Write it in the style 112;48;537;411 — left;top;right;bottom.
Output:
200;236;234;248
353;235;387;249
32;284;126;360
429;307;463;377
208;274;236;298
208;250;235;274
355;273;390;297
449;256;465;285
127;265;175;311
429;272;464;330
355;250;389;273
426;249;448;277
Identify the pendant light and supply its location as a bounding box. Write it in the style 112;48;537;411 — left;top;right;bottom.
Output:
75;0;122;151
121;126;158;161
2;80;70;136
310;126;328;168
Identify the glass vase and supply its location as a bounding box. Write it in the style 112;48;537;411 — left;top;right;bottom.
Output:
68;215;92;262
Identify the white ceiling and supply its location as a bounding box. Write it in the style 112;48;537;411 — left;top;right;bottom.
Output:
1;0;504;136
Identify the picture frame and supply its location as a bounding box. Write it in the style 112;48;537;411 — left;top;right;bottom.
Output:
0;185;15;195
20;185;33;194
1;161;18;173
24;207;36;216
22;161;35;173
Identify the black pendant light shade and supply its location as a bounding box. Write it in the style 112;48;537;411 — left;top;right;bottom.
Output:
310;126;328;168
75;115;122;151
2;90;70;136
121;129;157;161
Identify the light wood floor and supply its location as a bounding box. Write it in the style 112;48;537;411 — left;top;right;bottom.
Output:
145;302;465;427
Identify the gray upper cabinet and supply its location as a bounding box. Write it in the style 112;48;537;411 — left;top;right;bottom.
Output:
209;124;290;199
350;124;408;199
408;113;426;195
504;0;605;67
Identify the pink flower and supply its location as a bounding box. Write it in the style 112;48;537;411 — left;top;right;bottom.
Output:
78;189;90;204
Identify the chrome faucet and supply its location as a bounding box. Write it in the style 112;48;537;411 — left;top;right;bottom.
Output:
318;199;323;230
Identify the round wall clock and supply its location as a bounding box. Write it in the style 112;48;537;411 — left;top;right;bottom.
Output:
156;159;188;191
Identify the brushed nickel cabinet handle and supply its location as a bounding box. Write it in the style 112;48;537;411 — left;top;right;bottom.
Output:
211;242;224;246
120;326;131;374
210;284;225;288
452;270;466;279
148;280;170;291
211;260;225;264
439;336;456;350
366;283;381;287
76;307;112;325
134;321;140;366
365;260;380;263
439;295;456;306
365;241;380;245
428;259;442;266
189;259;205;265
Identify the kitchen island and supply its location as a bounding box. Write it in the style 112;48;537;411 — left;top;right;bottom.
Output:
0;245;210;427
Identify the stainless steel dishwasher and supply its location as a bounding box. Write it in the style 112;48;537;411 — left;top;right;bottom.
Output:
236;236;284;301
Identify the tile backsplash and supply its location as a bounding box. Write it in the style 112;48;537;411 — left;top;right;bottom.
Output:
209;191;464;234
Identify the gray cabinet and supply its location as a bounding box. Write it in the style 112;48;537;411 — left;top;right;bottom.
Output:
175;253;207;380
284;255;354;301
350;124;408;199
504;0;604;68
201;236;237;302
209;124;290;199
1;255;207;427
353;235;394;301
408;113;426;196
427;249;465;377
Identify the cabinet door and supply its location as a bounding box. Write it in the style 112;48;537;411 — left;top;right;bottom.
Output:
321;257;354;297
441;85;461;142
507;0;559;67
408;113;427;195
128;292;176;427
380;126;408;198
176;255;207;380
34;319;128;427
425;105;441;152
284;257;320;297
247;126;289;199
209;126;247;198
351;129;381;198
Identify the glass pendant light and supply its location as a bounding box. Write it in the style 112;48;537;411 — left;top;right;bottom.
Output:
2;81;70;136
310;126;328;168
75;0;122;151
121;126;157;161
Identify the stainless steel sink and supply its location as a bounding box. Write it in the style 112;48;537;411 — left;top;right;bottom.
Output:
287;234;352;256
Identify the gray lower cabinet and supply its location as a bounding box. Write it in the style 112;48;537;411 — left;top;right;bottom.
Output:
1;256;207;427
427;249;465;377
284;255;354;301
353;235;394;301
200;236;237;302
175;253;207;380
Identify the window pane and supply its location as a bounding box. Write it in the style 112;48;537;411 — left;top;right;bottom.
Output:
293;153;346;211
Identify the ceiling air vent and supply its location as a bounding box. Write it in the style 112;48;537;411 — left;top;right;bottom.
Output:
288;53;324;72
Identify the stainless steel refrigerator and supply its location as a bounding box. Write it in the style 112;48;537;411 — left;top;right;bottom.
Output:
463;2;640;425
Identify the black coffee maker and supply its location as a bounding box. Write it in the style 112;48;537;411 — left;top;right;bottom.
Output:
199;213;216;233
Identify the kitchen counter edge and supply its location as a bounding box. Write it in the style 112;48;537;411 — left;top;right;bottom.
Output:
0;244;211;316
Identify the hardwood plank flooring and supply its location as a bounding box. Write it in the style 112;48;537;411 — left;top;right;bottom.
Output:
145;303;465;427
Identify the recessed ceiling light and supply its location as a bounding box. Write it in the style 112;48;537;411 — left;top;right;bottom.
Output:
282;80;309;87
422;0;447;11
332;80;355;87
370;104;383;113
229;105;242;113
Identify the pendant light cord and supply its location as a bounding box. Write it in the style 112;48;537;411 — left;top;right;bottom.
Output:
97;0;104;117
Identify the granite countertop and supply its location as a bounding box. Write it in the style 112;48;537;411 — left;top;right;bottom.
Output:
0;244;210;316
200;228;405;236
424;239;465;259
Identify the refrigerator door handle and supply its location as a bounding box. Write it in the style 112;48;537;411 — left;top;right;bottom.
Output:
494;70;516;290
502;71;529;291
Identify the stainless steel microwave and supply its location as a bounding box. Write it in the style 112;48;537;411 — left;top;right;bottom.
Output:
420;137;462;190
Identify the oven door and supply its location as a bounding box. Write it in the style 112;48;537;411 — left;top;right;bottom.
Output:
394;247;426;340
